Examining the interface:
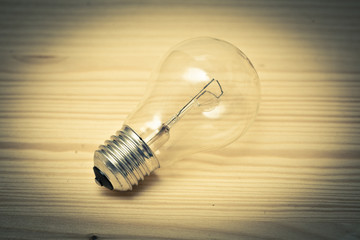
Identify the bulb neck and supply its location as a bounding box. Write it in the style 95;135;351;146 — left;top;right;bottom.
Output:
93;125;160;191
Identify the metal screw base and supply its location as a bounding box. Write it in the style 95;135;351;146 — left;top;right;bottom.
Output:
93;125;160;191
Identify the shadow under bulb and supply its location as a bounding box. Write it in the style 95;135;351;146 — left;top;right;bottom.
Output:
93;37;261;191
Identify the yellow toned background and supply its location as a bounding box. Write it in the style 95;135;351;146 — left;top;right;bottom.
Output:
0;0;360;239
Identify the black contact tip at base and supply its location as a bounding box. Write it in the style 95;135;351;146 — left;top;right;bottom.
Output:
93;167;114;190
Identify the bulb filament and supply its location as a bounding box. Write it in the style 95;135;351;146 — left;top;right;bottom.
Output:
165;78;223;128
146;79;223;150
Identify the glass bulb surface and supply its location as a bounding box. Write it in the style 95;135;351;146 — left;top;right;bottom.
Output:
93;37;260;191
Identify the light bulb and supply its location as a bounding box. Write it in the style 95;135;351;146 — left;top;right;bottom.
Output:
93;37;260;191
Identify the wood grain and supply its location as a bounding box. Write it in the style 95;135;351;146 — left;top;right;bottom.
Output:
0;0;360;239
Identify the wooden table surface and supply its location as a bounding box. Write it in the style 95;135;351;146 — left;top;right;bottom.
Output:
1;0;360;239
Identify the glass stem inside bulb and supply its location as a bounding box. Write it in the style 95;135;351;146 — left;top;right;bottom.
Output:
144;78;223;151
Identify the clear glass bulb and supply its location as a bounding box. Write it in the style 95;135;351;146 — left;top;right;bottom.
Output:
93;37;260;191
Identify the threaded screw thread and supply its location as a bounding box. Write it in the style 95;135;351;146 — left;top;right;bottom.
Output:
94;126;159;191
